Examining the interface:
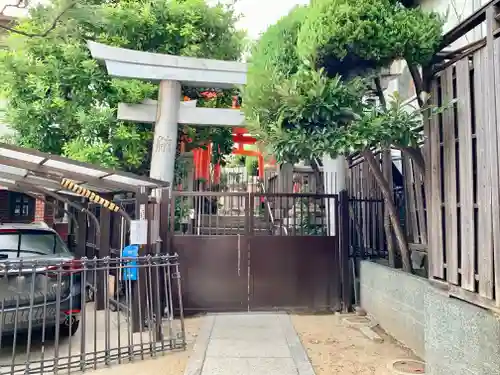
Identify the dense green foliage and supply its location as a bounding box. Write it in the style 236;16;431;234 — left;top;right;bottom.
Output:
243;0;443;163
0;0;245;174
244;0;444;272
254;67;367;163
243;6;306;136
298;0;443;76
245;157;258;176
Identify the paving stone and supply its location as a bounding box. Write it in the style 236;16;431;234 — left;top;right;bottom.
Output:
206;338;291;358
201;357;298;375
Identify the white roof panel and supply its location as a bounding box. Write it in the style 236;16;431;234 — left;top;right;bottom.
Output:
0;143;169;194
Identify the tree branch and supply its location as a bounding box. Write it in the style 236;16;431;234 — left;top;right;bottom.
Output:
362;149;412;272
382;149;396;268
407;63;424;107
400;146;425;176
373;76;387;110
0;1;77;38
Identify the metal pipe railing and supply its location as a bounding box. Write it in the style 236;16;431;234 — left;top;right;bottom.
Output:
258;181;288;236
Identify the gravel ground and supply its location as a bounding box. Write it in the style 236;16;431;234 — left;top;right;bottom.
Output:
92;315;203;375
291;314;419;375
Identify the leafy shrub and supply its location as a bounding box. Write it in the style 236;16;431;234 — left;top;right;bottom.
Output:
297;0;443;77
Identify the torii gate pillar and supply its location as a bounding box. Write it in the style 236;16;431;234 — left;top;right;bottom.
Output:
86;41;247;188
150;80;181;183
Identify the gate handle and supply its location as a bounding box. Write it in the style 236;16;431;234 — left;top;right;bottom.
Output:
237;234;241;277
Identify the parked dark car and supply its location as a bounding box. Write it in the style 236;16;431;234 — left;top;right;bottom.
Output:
0;223;82;337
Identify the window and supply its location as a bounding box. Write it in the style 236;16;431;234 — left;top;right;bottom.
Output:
9;193;34;218
0;230;71;259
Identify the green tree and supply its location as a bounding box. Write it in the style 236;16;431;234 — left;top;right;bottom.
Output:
0;0;245;175
244;0;443;272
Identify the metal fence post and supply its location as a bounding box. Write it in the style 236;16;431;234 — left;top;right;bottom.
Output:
76;202;88;258
338;190;352;312
97;199;111;311
132;187;150;332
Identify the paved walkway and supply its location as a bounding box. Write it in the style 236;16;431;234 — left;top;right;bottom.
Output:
183;313;315;375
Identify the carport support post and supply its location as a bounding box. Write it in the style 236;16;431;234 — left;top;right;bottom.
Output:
76;202;88;258
132;187;150;332
96;201;111;311
150;80;181;185
151;188;168;341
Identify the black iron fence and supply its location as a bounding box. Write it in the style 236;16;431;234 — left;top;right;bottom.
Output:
169;191;339;237
348;198;388;260
0;255;184;375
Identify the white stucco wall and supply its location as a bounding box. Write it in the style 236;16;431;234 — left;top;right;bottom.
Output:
420;0;488;48
385;0;489;103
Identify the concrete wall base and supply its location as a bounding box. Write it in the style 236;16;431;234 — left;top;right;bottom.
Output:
360;261;500;375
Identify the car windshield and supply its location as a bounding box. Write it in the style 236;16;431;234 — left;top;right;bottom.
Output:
0;230;71;259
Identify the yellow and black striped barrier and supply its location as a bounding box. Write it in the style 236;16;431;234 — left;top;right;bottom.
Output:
60;178;120;212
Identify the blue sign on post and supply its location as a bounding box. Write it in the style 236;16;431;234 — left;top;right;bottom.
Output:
122;244;139;281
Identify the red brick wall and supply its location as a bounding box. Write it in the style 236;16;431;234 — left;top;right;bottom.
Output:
43;198;54;225
34;199;45;222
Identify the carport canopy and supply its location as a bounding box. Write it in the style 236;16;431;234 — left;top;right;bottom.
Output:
0;143;168;195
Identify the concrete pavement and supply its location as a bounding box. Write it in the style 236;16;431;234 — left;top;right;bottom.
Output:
184;313;316;375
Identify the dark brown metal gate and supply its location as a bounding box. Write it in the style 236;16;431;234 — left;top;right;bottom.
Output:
168;191;349;313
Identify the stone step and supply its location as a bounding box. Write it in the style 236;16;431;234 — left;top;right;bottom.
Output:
199;215;270;229
197;227;272;236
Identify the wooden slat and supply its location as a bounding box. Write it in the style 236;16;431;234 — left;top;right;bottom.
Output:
362;163;369;248
429;78;444;279
486;6;500;306
423;82;432;247
403;154;419;242
353;165;361;250
493;27;500;306
355;165;360;198
474;48;494;299
483;9;499;299
456;58;476;292
377;156;385;251
442;66;459;285
414;164;427;245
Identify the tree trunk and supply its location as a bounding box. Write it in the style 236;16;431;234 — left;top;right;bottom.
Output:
407;63;424;107
362;150;412;272
400;146;425;176
373;75;425;261
382;150;396;268
373;76;427;176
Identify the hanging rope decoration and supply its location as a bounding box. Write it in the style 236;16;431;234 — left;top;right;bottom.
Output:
60;178;120;212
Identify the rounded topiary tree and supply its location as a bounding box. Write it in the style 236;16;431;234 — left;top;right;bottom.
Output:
243;5;307;136
298;0;442;78
244;0;444;272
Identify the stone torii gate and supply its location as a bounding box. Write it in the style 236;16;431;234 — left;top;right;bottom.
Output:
87;41;344;234
87;41;247;186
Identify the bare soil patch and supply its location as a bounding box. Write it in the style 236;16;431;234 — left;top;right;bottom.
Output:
291;314;420;375
92;315;204;375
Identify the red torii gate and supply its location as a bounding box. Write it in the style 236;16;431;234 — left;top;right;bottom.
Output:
180;95;272;187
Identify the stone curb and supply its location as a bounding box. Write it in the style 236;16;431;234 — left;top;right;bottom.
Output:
278;314;316;375
183;315;215;375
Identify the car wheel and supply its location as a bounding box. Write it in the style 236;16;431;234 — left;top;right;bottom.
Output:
59;317;80;337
